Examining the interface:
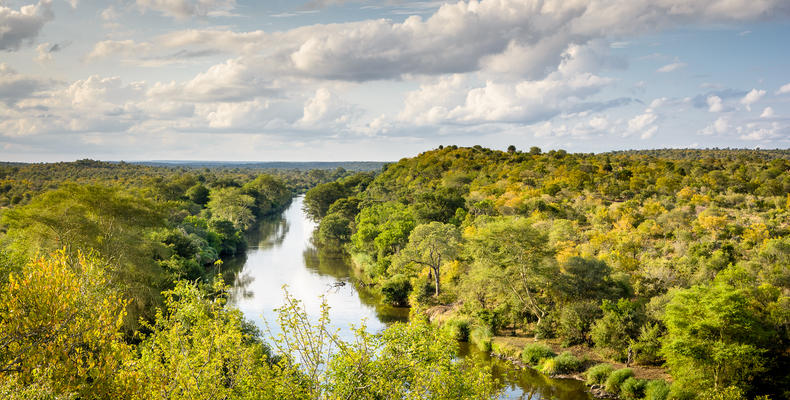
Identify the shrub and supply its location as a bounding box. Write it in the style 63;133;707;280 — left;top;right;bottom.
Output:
644;379;670;400
380;274;412;306
585;363;614;385
558;302;598;346
535;314;556;339
469;325;493;352
633;322;663;365
620;377;647;399
442;317;471;342
605;368;634;394
540;352;582;375
521;343;555;365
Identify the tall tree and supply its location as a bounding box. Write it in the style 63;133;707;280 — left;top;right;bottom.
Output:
393;222;461;296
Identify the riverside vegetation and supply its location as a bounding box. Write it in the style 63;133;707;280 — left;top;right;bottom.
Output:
307;146;790;400
0;147;788;399
0;160;498;399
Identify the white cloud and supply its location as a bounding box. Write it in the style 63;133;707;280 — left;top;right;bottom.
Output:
136;0;236;19
627;112;657;135
88;0;790;82
0;0;54;51
760;107;775;118
657;62;687;73
707;95;724;112
738;122;784;141
777;83;790;95
740;88;765;111
0;63;50;105
699;117;729;135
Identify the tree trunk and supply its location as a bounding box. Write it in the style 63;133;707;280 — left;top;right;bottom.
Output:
433;266;440;296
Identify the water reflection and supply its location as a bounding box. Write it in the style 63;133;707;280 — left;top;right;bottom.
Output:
228;196;590;400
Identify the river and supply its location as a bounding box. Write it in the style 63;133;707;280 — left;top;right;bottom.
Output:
227;196;592;400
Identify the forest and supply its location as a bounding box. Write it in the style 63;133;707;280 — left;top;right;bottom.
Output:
306;146;790;400
0;147;788;400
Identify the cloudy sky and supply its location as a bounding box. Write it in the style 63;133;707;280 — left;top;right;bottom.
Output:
1;0;789;161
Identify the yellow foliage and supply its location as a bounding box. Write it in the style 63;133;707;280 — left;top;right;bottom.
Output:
677;186;694;200
743;223;769;246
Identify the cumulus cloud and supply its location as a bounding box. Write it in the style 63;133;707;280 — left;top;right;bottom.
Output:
738;122;784;141
35;41;68;62
88;0;790;81
136;0;236;19
707;95;724;112
760;107;775;118
626;112;658;139
699;117;729;135
740;88;765;110
777;82;790;94
0;0;54;51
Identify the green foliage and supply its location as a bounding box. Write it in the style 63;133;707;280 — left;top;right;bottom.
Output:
380;273;412;306
605;368;634;394
633;322;663;365
0;251;131;398
540;352;582;375
392;222;461;296
662;279;772;393
620;377;648;400
521;343;555;365
207;187;256;230
644;379;671;400
469;325;493;352
591;299;644;361
585;363;614;385
557;301;599;346
442;317;472;342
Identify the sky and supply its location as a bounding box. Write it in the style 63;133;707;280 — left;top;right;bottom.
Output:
0;0;789;162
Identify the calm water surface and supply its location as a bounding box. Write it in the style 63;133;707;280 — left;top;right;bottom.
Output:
227;196;591;400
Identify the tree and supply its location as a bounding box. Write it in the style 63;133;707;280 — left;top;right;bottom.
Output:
186;183;210;205
662;281;771;393
393;222;461;296
507;145;517;154
207;187;256;230
303;182;347;221
466;217;556;327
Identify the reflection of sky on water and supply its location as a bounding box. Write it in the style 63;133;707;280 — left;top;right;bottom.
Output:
228;196;399;342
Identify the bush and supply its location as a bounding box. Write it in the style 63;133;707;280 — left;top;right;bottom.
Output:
540;352;582;375
633;322;663;365
644;379;670;400
380;274;412;306
535;314;556;339
621;377;647;399
605;368;634;394
469;325;493;352
557;302;598;346
442;317;471;342
585;363;614;385
521;343;555;365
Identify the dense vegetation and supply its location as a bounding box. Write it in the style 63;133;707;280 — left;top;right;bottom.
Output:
308;146;790;399
0;160;497;399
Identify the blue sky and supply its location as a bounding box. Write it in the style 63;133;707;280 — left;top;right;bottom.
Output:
0;0;789;161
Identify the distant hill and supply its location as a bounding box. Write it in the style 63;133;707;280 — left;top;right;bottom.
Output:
132;161;387;171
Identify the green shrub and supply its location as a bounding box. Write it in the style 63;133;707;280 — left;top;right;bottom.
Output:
621;377;647;399
442;317;471;342
535;314;556;339
605;368;634;394
633;322;663;365
557;302;598;346
380;274;412;306
540;352;582;375
469;325;493;352
521;343;555;365
585;363;614;385
644;379;670;400
491;341;520;359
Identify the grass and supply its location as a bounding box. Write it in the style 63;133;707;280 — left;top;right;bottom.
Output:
521;343;556;365
605;368;634;394
585;363;614;385
539;351;582;375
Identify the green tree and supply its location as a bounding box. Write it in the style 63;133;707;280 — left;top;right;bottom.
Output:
392;222;462;296
662;281;771;392
466;217;556;327
207;187;256;230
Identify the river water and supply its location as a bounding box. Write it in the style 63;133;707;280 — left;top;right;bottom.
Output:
227;196;591;400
